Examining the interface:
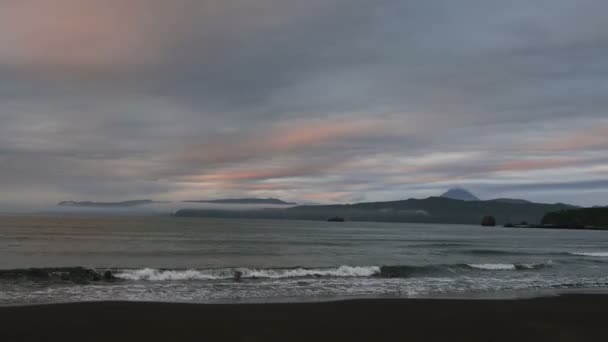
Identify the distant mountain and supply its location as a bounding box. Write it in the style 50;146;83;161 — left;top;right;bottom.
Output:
440;188;480;201
176;196;575;225
58;200;157;208
183;198;297;205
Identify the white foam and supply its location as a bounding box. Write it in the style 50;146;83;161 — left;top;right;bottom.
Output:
467;264;516;270
571;252;608;257
239;266;380;279
114;266;381;281
114;268;229;281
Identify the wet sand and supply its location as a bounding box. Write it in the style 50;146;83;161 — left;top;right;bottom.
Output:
1;295;607;341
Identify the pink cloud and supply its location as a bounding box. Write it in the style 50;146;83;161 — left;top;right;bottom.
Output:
0;0;343;71
537;126;608;151
301;191;353;203
175;118;393;170
266;120;385;150
492;158;581;173
389;174;470;185
0;1;162;70
178;157;339;183
193;169;302;182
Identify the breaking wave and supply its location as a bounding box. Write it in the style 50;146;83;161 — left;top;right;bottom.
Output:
114;266;380;281
466;262;550;270
0;262;553;284
464;249;536;256
467;263;517;270
570;252;608;257
115;262;553;281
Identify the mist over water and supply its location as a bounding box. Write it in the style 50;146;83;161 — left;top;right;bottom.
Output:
1;216;608;305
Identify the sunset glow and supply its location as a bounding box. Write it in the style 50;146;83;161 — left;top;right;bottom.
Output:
0;0;607;209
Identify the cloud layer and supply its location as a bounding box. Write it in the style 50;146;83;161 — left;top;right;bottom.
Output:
1;0;607;209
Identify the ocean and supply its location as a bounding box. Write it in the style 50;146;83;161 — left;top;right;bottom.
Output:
1;215;608;305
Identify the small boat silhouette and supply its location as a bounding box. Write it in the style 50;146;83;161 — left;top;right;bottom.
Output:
327;217;345;222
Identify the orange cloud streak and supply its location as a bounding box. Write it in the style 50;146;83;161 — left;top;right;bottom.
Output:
267;120;385;150
177;118;395;168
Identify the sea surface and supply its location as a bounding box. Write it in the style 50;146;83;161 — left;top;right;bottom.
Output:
1;215;608;305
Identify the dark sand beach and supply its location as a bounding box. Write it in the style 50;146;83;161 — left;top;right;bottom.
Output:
2;295;607;342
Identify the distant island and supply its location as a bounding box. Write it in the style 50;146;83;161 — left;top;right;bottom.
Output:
183;198;297;205
59;190;603;230
56;198;297;208
175;192;574;225
58;200;159;208
540;207;608;229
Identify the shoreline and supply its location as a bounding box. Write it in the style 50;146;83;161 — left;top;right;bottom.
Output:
5;213;607;232
2;294;607;341
4;287;608;308
0;288;603;306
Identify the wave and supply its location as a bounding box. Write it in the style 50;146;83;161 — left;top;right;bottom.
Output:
117;262;553;281
0;267;114;283
466;262;550;270
0;262;553;284
114;266;380;281
570;252;608;257
381;262;550;276
467;263;517;270
410;243;471;248
464;249;529;256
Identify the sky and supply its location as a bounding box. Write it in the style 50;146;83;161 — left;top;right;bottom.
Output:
0;0;607;210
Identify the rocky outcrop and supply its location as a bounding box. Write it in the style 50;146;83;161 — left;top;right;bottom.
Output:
481;216;496;227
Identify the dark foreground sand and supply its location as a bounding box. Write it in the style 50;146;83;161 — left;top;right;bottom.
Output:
2;295;608;342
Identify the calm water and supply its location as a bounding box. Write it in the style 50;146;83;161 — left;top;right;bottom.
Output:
1;215;608;304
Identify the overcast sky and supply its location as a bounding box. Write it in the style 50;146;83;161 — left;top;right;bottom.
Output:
1;0;607;210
